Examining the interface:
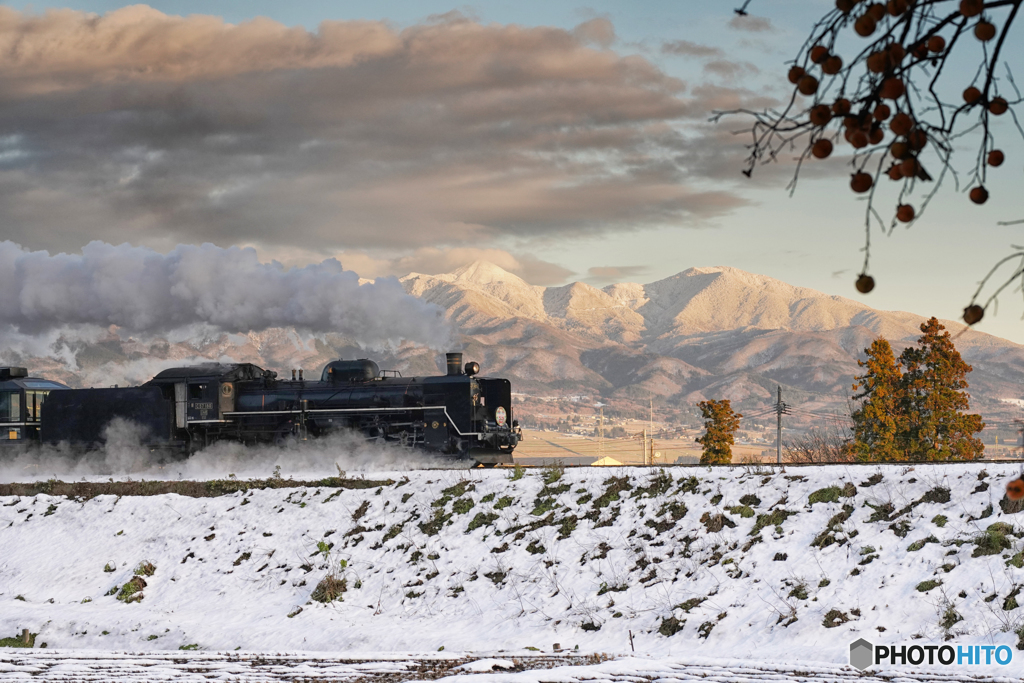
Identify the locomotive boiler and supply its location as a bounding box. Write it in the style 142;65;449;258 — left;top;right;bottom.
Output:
38;352;519;465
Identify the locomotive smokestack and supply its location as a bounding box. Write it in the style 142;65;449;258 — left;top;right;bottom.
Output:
446;352;464;376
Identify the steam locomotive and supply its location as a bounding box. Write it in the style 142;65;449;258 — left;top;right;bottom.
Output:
0;352;520;466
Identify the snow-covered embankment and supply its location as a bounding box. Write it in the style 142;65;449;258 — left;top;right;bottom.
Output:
2;463;1022;667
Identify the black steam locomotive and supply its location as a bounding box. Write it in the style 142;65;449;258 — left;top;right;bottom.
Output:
0;352;520;466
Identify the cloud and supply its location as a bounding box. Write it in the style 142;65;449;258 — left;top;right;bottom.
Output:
703;59;760;81
728;15;774;32
0;240;450;347
586;265;651;284
661;40;723;58
572;18;615;48
0;7;758;255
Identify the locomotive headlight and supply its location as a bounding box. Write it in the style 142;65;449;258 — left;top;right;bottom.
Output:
465;361;480;376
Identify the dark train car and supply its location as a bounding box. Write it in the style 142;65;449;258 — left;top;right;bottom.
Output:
39;352;519;465
0;367;70;447
41;385;176;449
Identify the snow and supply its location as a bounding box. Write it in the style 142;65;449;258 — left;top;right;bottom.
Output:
0;652;1017;682
2;459;1024;678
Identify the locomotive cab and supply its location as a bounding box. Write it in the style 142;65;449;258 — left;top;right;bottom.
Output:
0;367;70;445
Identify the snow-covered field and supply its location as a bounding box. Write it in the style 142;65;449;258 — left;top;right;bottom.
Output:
1;651;1018;682
3;459;1024;679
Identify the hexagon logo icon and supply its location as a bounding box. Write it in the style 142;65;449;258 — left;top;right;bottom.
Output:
849;638;874;671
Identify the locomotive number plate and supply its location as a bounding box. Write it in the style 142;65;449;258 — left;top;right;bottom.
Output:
495;407;507;425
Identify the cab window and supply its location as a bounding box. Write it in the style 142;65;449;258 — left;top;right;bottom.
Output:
25;391;49;422
0;392;20;422
189;384;206;400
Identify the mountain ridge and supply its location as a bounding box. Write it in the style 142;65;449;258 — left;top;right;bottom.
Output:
5;261;1022;429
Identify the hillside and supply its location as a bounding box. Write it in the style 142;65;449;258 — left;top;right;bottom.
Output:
2;460;1023;674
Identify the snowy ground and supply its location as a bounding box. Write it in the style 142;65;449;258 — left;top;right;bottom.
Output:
3;458;1024;678
0;651;1019;682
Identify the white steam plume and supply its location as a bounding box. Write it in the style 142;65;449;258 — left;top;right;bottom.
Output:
0;241;451;347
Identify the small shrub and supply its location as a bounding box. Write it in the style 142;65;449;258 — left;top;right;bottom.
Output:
494;495;515;510
179;644;199;650
232;552;251;566
526;540;546;555
481;492;495;503
116;576;147;603
508;464;526;481
659;616;684;636
351;500;370;521
889;520;911;538
726;505;755;518
466;512;498;533
697;621;715;639
822;609;849;628
542;464;564;485
1007;552;1024;569
788;583;808;600
932;515;948;528
818;578;830;588
921;487;951;504
1004;587;1021;611
676;596;706;612
808;486;842;505
751;509;795;536
452;497;475;515
103;562;116;573
310;575;347;603
700;512;736;533
940;603;963;630
908;536;939;552
916;580;941;593
484;570;506;584
739;494;761;507
973;523;1014;557
580;621;601;632
0;632;36;648
860;473;883;487
382;524;404;542
134;561;156;577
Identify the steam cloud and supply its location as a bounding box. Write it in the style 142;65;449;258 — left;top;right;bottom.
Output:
0;241;450;347
0;427;463;484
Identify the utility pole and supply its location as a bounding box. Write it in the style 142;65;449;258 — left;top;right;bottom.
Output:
775;385;789;464
649;397;655;465
599;407;604;460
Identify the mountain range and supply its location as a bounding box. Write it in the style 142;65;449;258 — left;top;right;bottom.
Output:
7;262;1024;428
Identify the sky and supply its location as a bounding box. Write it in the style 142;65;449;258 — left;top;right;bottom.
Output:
1;0;1023;342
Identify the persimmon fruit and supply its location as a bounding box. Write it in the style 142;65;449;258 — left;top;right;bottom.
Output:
963;304;984;325
851;171;873;193
812;139;834;159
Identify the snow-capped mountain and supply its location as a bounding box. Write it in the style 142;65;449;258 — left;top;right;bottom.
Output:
6;262;1024;420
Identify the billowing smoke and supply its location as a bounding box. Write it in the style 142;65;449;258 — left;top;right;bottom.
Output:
0;241;450;347
0;428;465;484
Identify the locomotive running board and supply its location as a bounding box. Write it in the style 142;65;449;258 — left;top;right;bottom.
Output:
468;448;515;465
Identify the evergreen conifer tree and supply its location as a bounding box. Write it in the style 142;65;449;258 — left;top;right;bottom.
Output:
696;399;742;465
898;317;984;461
851;338;905;462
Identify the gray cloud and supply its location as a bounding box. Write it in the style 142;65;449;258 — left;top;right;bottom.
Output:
661;40;723;58
0;240;450;346
0;7;760;255
703;59;760;80
728;15;774;32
